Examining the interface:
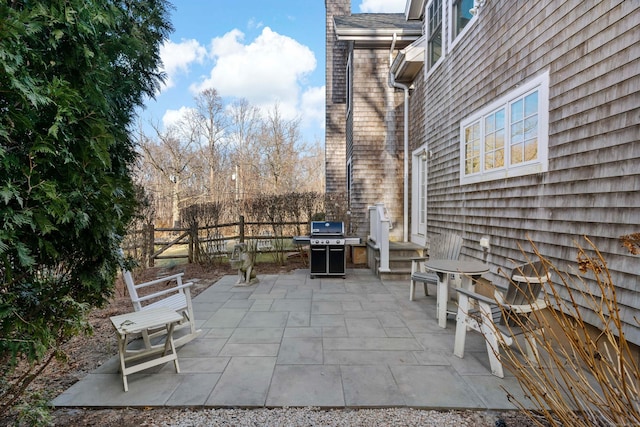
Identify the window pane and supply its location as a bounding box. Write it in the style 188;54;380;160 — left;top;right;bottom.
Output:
524;91;538;117
511;99;523;122
495;109;505;130
524;116;538;140
472;122;480;140
511;122;523;144
472;142;480;157
465;158;471;174
464;121;480;175
486;134;495;151
430;35;442;65
429;0;442;32
511;143;523;164
485;152;494;169
428;0;442;67
495;148;504;167
496;129;505;148
525;138;538;161
485;115;495;133
454;0;474;36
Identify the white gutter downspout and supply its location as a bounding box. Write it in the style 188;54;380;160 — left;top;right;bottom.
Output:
389;33;410;243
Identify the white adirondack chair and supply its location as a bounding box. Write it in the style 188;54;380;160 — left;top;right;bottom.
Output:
453;261;549;378
121;268;201;349
409;233;463;301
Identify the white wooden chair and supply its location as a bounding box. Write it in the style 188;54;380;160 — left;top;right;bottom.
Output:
410;233;463;301
121;268;201;349
453;261;549;378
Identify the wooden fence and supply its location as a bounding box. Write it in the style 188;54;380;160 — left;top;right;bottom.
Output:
124;215;310;267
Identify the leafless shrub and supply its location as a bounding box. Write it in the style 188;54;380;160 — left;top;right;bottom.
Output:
495;237;640;426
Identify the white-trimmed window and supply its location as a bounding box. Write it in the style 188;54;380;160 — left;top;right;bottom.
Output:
426;0;444;70
460;71;550;184
451;0;474;40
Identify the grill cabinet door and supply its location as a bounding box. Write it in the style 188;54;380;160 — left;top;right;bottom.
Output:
310;246;328;274
328;246;345;274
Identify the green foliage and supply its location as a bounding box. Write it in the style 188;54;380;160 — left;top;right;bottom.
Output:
15;391;54;427
0;0;172;417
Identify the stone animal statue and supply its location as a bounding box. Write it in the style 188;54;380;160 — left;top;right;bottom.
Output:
229;243;258;286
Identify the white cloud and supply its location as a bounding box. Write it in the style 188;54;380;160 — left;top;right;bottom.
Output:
162;106;195;129
301;86;326;135
358;0;406;13
159;39;207;90
191;27;316;122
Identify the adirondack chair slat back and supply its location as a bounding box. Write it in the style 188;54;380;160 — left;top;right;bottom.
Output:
505;261;546;305
502;261;548;326
122;269;143;312
429;233;463;260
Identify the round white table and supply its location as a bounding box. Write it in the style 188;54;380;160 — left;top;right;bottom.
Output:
424;259;489;328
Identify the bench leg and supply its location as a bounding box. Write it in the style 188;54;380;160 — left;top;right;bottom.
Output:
116;333;129;392
163;323;180;374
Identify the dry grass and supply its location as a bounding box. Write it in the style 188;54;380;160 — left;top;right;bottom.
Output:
494;236;640;426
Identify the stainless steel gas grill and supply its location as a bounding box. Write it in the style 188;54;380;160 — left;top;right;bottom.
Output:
293;221;360;278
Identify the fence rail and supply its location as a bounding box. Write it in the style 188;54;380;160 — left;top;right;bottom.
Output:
123;215;310;267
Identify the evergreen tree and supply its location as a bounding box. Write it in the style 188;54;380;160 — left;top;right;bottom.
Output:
0;0;172;413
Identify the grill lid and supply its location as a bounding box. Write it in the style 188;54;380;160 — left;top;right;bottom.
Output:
310;221;344;236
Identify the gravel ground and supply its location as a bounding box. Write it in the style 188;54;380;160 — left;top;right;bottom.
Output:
157;408;503;427
53;407;540;427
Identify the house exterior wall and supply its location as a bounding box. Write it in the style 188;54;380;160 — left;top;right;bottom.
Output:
350;48;405;240
325;0;349;199
414;0;640;343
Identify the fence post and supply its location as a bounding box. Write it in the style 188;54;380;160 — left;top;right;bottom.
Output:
189;221;198;263
147;223;155;268
239;215;245;243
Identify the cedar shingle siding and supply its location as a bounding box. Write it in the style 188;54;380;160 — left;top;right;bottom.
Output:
419;0;639;343
350;48;405;239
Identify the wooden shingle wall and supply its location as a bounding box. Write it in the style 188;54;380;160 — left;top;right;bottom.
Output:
325;0;350;196
417;0;640;343
350;49;405;239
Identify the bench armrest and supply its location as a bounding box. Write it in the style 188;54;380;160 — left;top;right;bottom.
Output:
133;273;185;290
132;282;194;303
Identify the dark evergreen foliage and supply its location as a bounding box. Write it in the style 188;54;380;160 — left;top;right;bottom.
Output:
0;0;173;414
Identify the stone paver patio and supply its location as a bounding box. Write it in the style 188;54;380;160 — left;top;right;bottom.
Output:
52;268;534;410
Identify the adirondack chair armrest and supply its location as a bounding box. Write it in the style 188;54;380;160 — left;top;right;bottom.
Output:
500;299;548;314
133;282;194;303
133;273;185;290
455;287;497;306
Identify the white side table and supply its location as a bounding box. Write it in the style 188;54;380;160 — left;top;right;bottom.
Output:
110;307;183;392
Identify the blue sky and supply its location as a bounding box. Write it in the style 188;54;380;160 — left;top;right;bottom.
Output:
139;0;407;143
